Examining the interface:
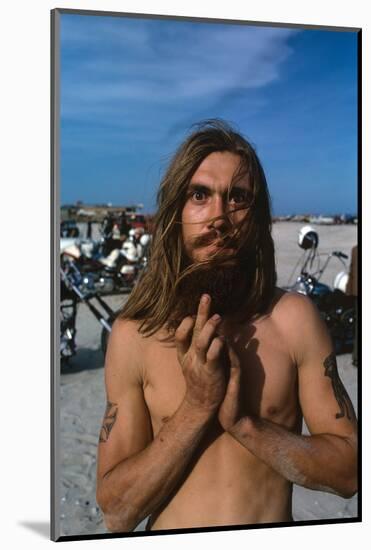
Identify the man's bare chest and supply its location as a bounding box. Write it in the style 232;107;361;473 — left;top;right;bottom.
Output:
142;320;301;435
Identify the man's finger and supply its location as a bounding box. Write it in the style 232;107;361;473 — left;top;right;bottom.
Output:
225;345;241;394
206;336;225;367
175;316;195;360
194;314;222;361
228;345;241;374
192;294;211;340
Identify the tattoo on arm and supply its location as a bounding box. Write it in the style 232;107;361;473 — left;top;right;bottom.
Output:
323;352;352;420
99;400;118;442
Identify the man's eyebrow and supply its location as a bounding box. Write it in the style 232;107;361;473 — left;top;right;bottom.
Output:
188;182;251;192
187;182;211;191
229;185;252;193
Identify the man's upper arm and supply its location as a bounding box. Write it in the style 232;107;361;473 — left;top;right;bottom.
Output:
287;294;357;439
96;318;153;482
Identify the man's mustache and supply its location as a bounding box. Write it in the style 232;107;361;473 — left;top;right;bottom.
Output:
191;229;237;250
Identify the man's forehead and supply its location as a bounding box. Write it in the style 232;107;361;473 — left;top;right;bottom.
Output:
189;151;251;188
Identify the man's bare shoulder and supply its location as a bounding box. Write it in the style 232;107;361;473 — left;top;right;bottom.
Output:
110;316;144;342
269;287;321;339
270;288;331;364
110;317;167;348
105;317;150;382
271;287;319;322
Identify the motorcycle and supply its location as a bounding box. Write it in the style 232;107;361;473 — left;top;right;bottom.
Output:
60;256;116;364
60;227;150;295
97;230;149;292
284;226;355;354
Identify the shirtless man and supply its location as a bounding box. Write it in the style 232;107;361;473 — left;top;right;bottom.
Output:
96;120;357;532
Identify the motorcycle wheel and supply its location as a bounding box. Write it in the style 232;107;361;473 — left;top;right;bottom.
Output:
60;301;78;364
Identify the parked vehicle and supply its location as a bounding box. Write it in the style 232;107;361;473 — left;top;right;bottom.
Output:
61;220;80;238
60;256;116;364
60;229;150;295
59;227;151;364
284;226;355;354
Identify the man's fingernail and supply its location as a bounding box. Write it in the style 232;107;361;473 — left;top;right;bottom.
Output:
201;294;209;304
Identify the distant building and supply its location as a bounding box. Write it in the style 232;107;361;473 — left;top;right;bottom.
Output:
60;202;153;232
272;213;356;225
60;202;145;223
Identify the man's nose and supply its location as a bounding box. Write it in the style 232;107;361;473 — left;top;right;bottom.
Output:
207;196;231;231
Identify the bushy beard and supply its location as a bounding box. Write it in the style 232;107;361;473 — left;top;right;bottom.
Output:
170;253;255;326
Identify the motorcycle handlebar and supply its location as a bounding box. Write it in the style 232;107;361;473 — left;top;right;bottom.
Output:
332;251;348;259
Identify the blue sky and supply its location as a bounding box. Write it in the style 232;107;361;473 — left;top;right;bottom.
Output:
60;13;358;216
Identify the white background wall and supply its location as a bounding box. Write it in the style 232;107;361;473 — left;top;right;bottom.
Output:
1;1;369;549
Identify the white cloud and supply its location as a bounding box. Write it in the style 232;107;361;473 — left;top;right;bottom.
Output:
60;16;298;115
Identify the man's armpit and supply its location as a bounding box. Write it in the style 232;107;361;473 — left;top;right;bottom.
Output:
99;400;119;443
323;352;354;421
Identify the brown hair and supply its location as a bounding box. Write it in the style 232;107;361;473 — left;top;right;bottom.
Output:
118;119;276;336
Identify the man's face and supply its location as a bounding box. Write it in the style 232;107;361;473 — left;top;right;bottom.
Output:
181;151;252;263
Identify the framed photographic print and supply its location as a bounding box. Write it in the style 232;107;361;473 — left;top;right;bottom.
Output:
51;7;361;542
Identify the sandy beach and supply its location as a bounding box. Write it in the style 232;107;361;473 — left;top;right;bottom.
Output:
58;221;358;537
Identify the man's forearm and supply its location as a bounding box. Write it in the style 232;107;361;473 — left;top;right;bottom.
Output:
228;416;357;498
97;399;215;532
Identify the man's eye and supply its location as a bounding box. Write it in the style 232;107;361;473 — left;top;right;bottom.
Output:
230;191;249;204
191;190;207;201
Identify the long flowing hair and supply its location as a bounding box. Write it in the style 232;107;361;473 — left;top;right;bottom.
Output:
118;119;276;336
